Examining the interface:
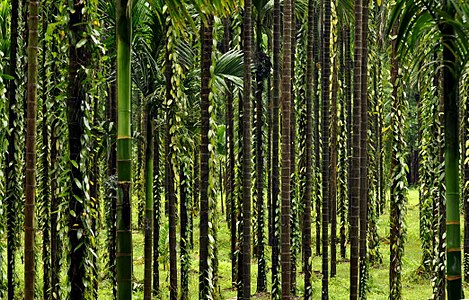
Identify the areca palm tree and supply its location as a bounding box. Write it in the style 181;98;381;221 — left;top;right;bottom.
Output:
350;0;363;298
390;1;469;298
302;0;314;297
24;0;39;298
271;0;282;296
241;0;253;297
281;0;292;298
321;0;331;297
199;15;214;300
116;0;133;298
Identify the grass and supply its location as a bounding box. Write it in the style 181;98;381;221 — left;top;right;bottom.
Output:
4;188;465;299
97;188;437;299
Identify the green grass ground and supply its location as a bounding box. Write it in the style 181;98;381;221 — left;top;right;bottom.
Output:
5;189;465;299
97;189;443;299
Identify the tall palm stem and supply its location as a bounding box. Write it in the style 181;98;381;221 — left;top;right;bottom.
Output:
24;0;39;298
116;0;133;297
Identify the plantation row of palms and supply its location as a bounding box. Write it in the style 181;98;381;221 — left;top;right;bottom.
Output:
1;0;469;299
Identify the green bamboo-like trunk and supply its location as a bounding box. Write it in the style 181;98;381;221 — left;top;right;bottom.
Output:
24;0;39;298
144;108;153;300
442;5;461;297
116;0;133;298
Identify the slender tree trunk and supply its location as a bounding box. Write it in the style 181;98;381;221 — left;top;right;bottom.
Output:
461;91;469;282
442;6;461;297
223;18;238;287
281;0;292;297
165;36;178;300
303;0;314;296
339;27;349;259
330;58;338;278
242;0;253;296
24;0;39;298
359;0;369;296
107;81;118;299
272;0;282;296
321;0;331;297
68;1;89;297
432;61;446;300
116;0;133;297
350;0;363;298
153;119;161;296
345;26;354;224
389;22;407;300
289;0;298;294
236;92;244;299
90;91;100;299
199;16;214;299
313;3;321;257
137;94;144;230
255;13;267;293
144;109;153;300
40;8;51;298
50;119;60;299
180;162;189;300
267;34;273;247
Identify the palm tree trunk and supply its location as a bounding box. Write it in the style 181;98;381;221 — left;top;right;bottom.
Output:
303;0;314;296
199;16;214;299
153;119;161;297
107;80;118;299
330;58;338;278
222;18;238;287
281;0;293;297
442;6;461;297
272;0;282;296
24;0;39;298
40;7;51;298
350;0;363;298
321;0;331;297
359;0;369;296
464;91;469;281
116;0;133;297
339;27;348;259
242;0;253;296
289;0;299;293
144;108;153;300
313;2;321;257
180;162;189;300
50;119;60;299
68;1;89;297
255;12;267;293
137;94;144;230
165;40;178;300
389;22;407;300
267;33;273;248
